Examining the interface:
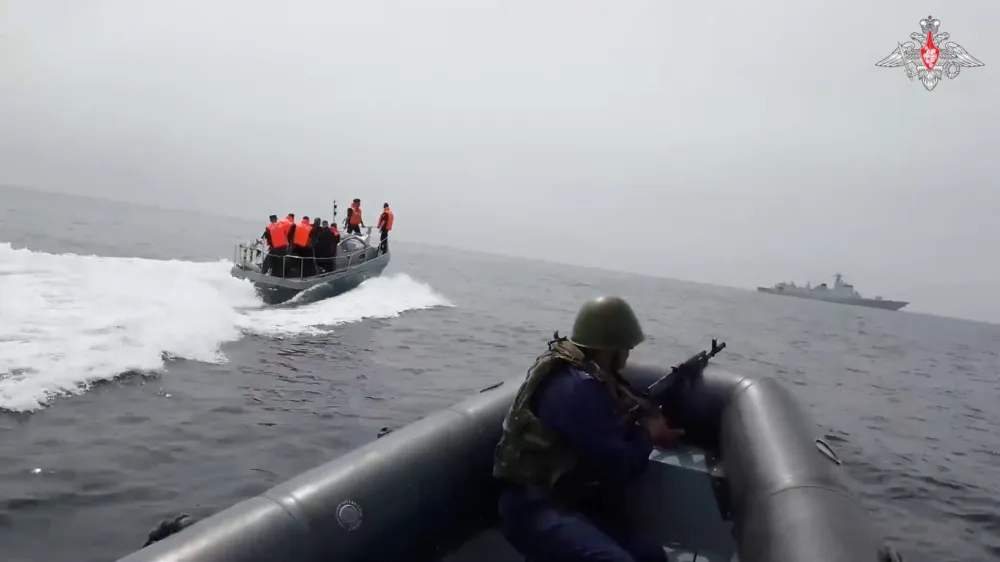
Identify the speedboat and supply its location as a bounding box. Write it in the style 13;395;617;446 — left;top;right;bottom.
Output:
230;226;389;305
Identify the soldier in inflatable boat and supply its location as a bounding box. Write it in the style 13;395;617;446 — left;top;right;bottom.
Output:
493;296;683;562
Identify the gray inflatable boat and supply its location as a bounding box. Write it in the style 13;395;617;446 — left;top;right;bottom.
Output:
117;357;902;562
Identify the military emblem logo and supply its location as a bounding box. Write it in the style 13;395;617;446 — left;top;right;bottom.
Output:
875;16;984;91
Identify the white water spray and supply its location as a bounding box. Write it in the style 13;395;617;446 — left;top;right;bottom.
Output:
0;243;452;412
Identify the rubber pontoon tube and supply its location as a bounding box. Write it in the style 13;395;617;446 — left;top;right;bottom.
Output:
720;376;883;562
623;364;885;562
117;380;518;562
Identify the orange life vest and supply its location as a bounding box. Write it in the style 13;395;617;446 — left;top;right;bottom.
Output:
330;226;340;236
293;220;313;247
266;222;289;247
378;207;394;231
349;205;363;226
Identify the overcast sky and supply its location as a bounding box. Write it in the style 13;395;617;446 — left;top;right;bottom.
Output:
1;0;997;322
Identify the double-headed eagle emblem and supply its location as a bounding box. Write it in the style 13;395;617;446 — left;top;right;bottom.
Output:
876;16;984;91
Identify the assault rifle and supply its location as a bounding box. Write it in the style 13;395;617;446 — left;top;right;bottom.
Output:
625;338;727;418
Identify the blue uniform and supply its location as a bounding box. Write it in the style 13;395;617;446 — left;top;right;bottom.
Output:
498;366;666;562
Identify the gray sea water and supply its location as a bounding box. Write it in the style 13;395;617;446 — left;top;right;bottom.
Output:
1;185;998;562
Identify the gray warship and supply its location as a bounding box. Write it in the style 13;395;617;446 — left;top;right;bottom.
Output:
757;273;908;311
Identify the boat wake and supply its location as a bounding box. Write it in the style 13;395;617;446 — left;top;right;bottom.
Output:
0;243;452;413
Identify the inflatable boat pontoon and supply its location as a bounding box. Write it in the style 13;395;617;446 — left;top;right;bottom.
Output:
117;358;901;562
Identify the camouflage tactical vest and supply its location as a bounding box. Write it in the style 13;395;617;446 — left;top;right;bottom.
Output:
492;338;643;489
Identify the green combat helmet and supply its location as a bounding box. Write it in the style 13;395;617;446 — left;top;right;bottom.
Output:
568;296;645;351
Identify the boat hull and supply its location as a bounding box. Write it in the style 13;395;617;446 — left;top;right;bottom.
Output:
116;364;890;562
231;252;390;305
757;287;908;311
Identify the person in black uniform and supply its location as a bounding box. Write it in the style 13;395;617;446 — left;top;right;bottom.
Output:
312;217;335;273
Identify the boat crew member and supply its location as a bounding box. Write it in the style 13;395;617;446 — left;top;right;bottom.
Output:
376;202;393;254
279;214;297;276
291;216;315;277
310;216;323;272
328;221;341;245
320;220;339;271
493;296;683;562
344;198;364;235
260;214;277;251
312;217;335;273
283;214;296;249
328;221;341;269
261;215;289;277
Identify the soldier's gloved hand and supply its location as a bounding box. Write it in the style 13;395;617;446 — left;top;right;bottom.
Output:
640;415;685;450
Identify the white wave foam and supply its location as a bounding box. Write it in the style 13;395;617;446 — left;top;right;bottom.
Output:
0;243;451;412
238;275;451;336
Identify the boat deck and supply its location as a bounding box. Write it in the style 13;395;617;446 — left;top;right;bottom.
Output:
439;447;734;562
